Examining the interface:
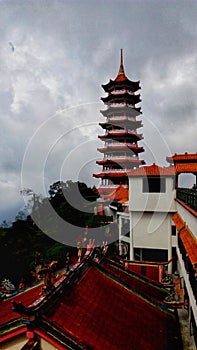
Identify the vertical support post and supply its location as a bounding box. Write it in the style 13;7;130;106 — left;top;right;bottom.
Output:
119;216;122;256
168;219;172;274
129;211;134;260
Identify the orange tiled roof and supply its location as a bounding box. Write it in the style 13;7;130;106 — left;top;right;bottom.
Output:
180;227;197;266
172;213;185;232
128;164;175;177
175;163;197;173
166;153;197;163
102;184;128;202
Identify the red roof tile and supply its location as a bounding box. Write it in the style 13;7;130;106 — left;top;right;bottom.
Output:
180;228;197;266
43;264;181;350
101;260;168;303
172;213;185;232
101;184;128;202
166;153;197;163
175;163;197;173
128;164;175;177
0;283;43;328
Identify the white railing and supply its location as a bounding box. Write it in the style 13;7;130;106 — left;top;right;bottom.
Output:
108;116;136;122
104;155;138;159
104;142;138;147
111;89;135;95
99;184;128;188
102;169;128;173
106;129;140;135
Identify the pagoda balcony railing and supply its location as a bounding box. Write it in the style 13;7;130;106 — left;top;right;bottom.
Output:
108;116;136;122
102;169;129;173
104;129;138;135
104;142;137;147
176;188;197;211
111;89;135;95
109;102;135;108
104;155;138;159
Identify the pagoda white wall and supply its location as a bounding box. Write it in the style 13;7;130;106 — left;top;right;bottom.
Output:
129;177;176;212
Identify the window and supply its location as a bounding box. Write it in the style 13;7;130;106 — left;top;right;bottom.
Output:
143;177;166;193
171;225;176;236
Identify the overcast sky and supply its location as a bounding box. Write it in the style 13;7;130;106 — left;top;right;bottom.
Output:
0;0;197;223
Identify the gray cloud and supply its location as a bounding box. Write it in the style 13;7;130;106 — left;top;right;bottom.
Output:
0;0;197;222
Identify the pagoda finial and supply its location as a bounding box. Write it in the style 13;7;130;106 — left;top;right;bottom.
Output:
120;48;123;66
115;48;127;81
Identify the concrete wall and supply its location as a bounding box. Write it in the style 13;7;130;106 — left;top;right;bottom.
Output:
131;211;171;250
129;177;176;212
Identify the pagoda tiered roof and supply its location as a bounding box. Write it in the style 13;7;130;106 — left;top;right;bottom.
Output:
98;143;144;153
93;171;129;179
99;119;142;129
96;158;145;166
98;130;143;140
101;92;141;105
102;49;140;92
102;78;140;92
94;50;144;189
100;104;141;117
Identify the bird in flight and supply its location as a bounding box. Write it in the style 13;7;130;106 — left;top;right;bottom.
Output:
9;42;15;52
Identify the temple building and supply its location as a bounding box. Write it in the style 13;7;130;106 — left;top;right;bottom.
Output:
93;49;145;197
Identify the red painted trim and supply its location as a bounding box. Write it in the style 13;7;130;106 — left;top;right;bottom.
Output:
35;329;69;350
0;326;26;343
176;199;197;219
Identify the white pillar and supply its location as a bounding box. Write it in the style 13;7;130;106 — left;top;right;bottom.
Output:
168;217;172;274
118;216;122;256
129;211;134;260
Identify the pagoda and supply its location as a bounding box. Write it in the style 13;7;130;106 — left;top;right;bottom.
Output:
93;49;145;196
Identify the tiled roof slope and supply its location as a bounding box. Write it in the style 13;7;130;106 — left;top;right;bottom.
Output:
166;153;197;163
175;163;197;173
0;283;43;328
101;184;128;202
180;228;197;266
173;212;197;266
128;163;175;177
43;263;181;350
101;259;169;303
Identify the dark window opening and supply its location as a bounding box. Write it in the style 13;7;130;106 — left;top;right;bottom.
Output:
171;225;176;236
143;177;166;193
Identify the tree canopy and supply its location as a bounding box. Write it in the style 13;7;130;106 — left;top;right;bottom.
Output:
0;180;114;287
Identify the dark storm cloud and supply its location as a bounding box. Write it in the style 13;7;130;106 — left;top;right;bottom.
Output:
0;0;197;221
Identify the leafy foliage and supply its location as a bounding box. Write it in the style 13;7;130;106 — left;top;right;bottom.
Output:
0;180;102;286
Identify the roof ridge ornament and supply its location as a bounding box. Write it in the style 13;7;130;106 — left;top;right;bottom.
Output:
115;48;127;81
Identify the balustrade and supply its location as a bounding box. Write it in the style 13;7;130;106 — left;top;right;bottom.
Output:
177;188;197;211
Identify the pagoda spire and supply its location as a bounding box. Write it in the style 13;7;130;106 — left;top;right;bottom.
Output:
115;49;127;81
